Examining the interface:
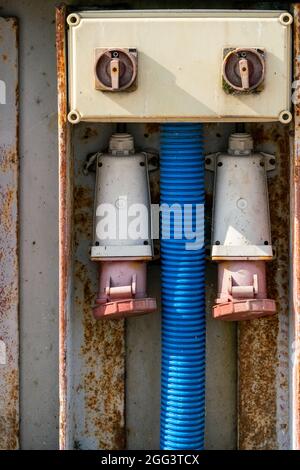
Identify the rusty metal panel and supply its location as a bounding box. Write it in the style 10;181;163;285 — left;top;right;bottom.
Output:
56;4;73;450
70;122;125;450
56;6;125;450
238;123;290;450
0;17;19;449
204;123;238;451
291;3;300;451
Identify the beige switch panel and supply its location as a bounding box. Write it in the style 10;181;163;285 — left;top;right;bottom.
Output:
67;10;292;123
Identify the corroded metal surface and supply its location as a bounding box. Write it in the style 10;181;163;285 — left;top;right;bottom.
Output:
56;4;72;450
292;3;300;450
72;176;125;449
0;17;19;450
238;123;290;449
57;6;126;447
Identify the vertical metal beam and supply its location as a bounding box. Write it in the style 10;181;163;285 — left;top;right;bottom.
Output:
291;3;300;451
238;123;290;450
0;17;19;450
56;4;72;450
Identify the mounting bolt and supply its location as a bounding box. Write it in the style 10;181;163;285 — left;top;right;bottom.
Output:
279;12;293;26
67;109;81;124
278;110;292;124
67;13;81;27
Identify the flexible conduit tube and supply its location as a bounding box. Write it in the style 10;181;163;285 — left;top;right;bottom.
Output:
160;123;205;450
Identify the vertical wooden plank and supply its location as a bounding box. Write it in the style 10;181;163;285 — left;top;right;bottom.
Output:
0;17;19;450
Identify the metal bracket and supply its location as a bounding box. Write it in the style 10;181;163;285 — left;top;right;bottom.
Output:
142;150;159;172
205;151;276;172
205;153;219;171
83;152;101;175
260;152;276;171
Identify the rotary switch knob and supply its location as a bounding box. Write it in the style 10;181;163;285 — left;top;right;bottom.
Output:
94;48;138;92
222;48;265;93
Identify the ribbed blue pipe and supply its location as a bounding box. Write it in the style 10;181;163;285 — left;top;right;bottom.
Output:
160;123;205;450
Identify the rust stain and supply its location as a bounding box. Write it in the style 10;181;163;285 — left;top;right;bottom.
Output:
239;317;278;450
0;281;18;318
57;5;125;449
238;123;290;450
0;147;17;173
80;127;98;141
80;278;125;450
145;123;159;136
73;186;93;247
149;174;160;204
0;369;19;450
74;182;125;450
291;4;300;450
0;189;15;234
56;4;72;450
74;186;93;211
0;17;19;450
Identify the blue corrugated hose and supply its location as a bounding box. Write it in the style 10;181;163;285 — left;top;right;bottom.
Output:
160;123;205;450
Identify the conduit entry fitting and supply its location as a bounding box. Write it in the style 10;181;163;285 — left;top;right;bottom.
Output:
91;133;157;319
160;124;206;450
209;133;276;321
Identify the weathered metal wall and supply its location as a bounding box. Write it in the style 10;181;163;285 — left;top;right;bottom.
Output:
56;5;73;450
57;4;237;451
0;0;293;450
0;17;19;450
58;115;236;449
291;3;300;451
70;121;126;450
0;0;59;450
238;123;290;450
